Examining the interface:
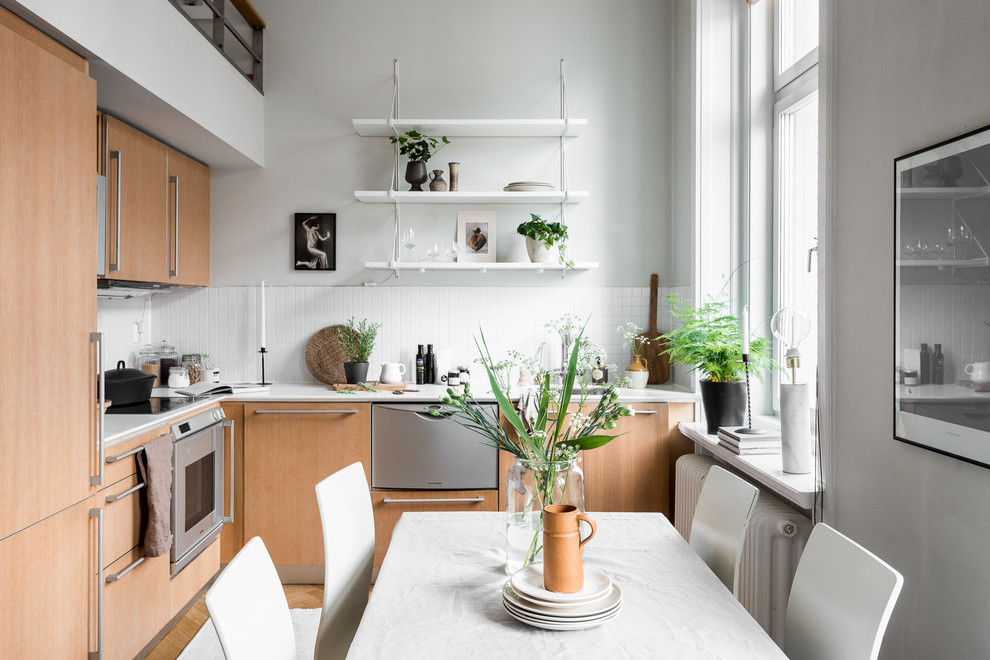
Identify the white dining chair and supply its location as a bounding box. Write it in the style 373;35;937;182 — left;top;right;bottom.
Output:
314;461;376;660
688;465;760;595
204;536;298;660
784;523;904;660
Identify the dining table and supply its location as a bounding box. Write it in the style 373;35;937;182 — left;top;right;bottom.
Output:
346;511;788;659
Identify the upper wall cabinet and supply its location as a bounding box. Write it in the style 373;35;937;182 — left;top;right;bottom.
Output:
100;114;210;286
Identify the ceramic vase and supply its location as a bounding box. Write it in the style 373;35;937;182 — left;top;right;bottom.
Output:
624;355;649;389
343;361;369;384
429;169;448;191
405;161;428;191
448;162;460;191
525;237;554;263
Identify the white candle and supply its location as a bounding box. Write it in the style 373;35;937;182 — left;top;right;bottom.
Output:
741;305;750;356
260;281;267;349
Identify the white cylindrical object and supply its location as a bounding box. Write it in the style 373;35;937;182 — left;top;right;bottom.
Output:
781;383;812;474
260;280;267;348
741;305;750;355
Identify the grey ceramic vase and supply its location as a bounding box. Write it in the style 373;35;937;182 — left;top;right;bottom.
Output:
405;161;428;191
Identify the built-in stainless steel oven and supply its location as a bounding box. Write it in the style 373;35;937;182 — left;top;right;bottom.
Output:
171;407;233;576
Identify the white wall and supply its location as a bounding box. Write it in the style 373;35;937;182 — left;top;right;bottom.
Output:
831;1;990;657
211;0;674;287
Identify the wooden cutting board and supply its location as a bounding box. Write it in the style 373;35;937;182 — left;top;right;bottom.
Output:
332;382;407;391
637;274;670;384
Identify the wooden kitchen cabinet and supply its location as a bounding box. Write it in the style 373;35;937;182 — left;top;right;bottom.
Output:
0;8;98;538
103;548;170;660
104;114;169;282
220;402;246;562
243;403;371;570
166;147;211;286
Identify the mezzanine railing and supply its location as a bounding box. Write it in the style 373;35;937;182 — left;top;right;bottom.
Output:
168;0;264;93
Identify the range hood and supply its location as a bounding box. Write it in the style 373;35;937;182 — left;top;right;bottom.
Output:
97;280;172;299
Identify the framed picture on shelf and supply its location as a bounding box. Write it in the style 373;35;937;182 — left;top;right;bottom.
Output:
457;211;496;263
294;213;336;271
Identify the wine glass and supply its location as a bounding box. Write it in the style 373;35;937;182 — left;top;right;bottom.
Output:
445;241;459;262
401;228;416;262
426;240;442;262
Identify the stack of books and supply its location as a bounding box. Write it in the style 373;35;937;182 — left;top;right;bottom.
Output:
717;426;782;455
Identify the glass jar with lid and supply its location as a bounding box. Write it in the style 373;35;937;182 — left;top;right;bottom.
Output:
181;354;202;385
138;345;161;387
157;340;180;386
167;365;191;389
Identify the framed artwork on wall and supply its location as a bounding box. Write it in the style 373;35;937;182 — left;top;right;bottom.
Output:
456;210;496;263
894;123;990;468
294;213;336;271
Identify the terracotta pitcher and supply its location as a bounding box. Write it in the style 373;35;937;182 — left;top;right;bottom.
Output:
543;504;597;593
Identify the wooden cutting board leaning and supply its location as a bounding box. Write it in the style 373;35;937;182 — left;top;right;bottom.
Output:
637;274;670;384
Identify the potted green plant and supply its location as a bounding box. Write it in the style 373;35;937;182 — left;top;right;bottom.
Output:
662;294;775;433
516;213;573;266
336;316;383;384
389;130;450;191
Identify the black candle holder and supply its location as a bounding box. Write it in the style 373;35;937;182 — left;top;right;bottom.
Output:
258;347;270;386
734;353;766;435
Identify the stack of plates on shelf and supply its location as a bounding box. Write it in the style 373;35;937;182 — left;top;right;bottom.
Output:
503;181;556;192
502;564;622;630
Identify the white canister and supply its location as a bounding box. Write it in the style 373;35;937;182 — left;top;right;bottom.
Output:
780;383;813;474
168;365;191;389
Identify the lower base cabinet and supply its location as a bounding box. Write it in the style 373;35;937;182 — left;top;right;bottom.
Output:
104;549;170;660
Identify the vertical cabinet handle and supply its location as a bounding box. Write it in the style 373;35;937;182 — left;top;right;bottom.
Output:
222;419;235;524
169;175;179;278
108;151;121;272
90;332;105;486
89;508;104;660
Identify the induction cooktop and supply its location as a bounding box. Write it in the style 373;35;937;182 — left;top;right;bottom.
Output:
104;396;211;416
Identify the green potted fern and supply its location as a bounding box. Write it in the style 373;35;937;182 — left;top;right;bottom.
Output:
337;317;383;384
662;295;774;433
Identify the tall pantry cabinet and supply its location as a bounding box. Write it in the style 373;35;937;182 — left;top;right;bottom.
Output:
0;7;100;656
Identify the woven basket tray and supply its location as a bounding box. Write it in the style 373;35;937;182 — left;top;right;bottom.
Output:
305;325;355;385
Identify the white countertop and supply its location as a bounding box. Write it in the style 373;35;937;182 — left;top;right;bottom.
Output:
678;421;818;511
104;382;698;446
897;383;990;402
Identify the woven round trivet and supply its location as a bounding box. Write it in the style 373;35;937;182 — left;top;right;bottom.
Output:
305;325;355;385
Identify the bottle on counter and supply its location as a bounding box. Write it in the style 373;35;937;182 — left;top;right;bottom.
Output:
920;343;931;385
933;344;944;385
425;344;436;384
416;345;425;385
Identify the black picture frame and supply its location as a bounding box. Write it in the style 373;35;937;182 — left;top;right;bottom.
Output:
294;213;336;271
894;123;990;468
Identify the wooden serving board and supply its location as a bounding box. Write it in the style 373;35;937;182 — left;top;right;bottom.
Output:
332;382;408;391
955;379;990;392
637;274;670;384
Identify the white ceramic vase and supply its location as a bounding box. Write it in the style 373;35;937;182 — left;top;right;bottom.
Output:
525;237;554;263
624;369;649;389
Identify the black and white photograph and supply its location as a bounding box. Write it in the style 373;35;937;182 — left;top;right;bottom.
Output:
294;213;336;270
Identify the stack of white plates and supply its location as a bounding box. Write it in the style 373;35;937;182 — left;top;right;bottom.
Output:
502;564;622;630
503;181;556;192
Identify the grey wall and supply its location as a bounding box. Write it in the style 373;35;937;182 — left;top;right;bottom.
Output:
210;0;674;287
831;1;990;656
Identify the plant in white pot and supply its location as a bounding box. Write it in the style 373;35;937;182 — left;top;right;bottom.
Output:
516;213;573;266
389;130;450;191
662;295;775;433
336;316;382;384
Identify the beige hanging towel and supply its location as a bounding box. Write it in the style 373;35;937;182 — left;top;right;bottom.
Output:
137;434;174;557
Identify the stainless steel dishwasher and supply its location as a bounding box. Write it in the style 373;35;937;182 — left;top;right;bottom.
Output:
371;403;498;490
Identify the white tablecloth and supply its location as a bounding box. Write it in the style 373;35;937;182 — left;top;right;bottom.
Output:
347;512;787;659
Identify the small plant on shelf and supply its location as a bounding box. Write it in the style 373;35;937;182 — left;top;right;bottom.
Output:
516;213;573;267
388;130;450;163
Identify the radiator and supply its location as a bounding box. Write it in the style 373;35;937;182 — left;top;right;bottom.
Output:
674;454;813;645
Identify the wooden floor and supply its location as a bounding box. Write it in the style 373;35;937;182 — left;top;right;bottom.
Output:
145;584;324;659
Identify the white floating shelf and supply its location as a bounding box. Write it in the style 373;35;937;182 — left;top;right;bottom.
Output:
364;261;599;273
897;257;989;268
353;118;587;138
355;190;587;204
900;186;989;199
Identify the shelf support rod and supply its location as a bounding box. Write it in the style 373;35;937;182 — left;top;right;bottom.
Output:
389;59;401;279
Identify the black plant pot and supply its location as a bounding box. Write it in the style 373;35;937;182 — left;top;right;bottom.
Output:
698;379;747;434
405;161;428;191
344;362;370;384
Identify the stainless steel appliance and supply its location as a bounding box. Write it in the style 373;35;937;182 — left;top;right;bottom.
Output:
371;403;498;490
171;408;233;576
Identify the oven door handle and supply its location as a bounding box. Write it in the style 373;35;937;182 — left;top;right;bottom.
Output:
222;419;235;524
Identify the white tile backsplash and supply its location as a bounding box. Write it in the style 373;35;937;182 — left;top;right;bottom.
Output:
96;297;154;369
150;285;693;386
899;284;990;382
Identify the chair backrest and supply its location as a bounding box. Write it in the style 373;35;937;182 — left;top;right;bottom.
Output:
204;536;296;660
689;465;760;594
314;461;376;660
784;523;904;660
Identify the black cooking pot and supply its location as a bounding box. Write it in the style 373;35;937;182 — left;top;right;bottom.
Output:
104;360;156;406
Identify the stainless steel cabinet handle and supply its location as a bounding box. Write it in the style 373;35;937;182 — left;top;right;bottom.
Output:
254;409;358;415
89;508;103;660
91;332;105;486
106;445;144;463
106;556;145;583
105;482;145;503
382;497;486;504
222;419;235;524
628;409;658;415
109;150;121;272
169;175;179;278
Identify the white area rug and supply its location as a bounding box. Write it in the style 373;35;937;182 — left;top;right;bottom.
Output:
177;608;320;659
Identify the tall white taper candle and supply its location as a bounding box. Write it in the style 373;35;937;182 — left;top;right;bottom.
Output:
260;281;267;349
741;305;750;355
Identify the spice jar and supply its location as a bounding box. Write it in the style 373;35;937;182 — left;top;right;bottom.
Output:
167;365;190;389
157;340;180;386
202;354;221;383
138;345;162;387
181;354;203;385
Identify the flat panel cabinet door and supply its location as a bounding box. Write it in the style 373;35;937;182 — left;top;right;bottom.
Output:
166;148;210;286
0;17;98;537
220;402;245;562
105;115;167;282
0;494;99;657
243;403;371;567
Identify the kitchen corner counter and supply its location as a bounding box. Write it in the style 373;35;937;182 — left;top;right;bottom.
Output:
105;395;222;447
